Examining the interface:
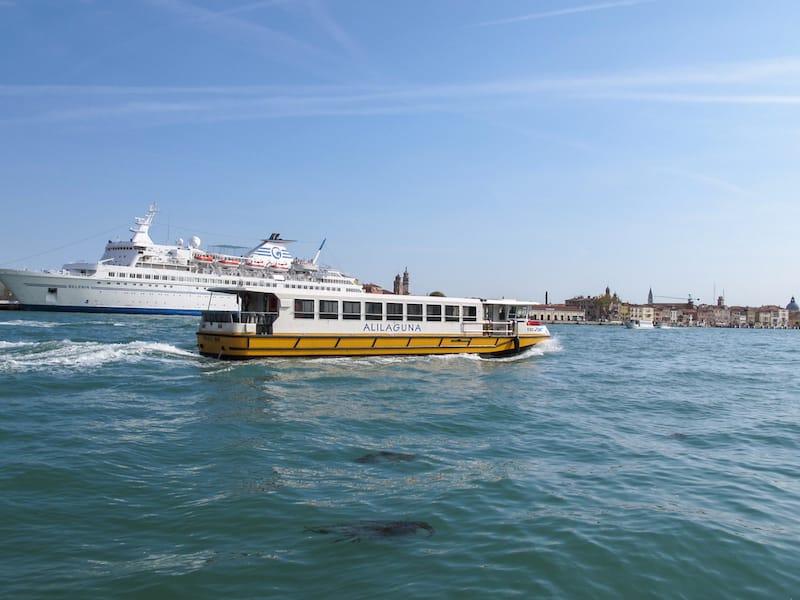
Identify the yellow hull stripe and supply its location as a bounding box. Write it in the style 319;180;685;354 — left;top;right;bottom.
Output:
197;332;549;359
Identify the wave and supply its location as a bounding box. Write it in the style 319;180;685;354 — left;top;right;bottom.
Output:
0;319;62;328
0;318;132;328
200;337;564;375
0;339;197;373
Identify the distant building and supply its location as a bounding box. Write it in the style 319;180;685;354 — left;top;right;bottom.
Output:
626;304;655;322
728;306;749;328
367;268;411;295
393;268;410;295
755;306;789;328
697;301;730;327
532;304;586;323
363;282;392;294
565;286;620;321
787;297;800;328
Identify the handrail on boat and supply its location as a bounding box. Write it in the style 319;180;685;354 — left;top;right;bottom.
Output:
201;310;276;325
201;310;517;336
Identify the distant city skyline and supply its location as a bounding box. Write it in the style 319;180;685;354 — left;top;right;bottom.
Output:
2;1;800;306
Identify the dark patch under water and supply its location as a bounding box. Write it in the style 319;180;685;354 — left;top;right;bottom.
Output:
305;520;435;543
354;450;417;464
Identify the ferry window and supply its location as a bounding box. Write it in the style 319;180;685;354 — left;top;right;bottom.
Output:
343;301;361;320
426;305;442;322
509;306;529;319
319;300;338;319
463;306;477;322
445;305;460;322
365;302;383;321
407;303;423;321
387;302;403;321
294;298;314;319
109;272;115;277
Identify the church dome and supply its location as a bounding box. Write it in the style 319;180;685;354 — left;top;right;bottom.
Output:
787;296;799;311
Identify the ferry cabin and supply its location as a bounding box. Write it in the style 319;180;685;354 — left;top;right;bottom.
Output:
197;287;550;359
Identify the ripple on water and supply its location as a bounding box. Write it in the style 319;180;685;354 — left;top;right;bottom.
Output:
2;317;800;598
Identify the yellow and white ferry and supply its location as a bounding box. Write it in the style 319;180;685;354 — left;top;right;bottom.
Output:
197;285;551;359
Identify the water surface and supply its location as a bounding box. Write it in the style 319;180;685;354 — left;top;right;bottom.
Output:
1;314;798;598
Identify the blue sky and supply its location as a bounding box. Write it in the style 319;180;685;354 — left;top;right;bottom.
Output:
2;0;800;307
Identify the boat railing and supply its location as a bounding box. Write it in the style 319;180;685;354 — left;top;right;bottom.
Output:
463;320;515;336
201;311;276;325
201;311;517;337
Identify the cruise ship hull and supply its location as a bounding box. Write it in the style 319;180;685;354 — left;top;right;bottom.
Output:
0;268;237;316
0;205;308;316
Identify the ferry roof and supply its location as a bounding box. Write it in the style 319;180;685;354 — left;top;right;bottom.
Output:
206;286;539;305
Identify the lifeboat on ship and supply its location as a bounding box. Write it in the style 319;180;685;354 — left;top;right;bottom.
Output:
217;257;240;268
194;254;214;263
244;258;267;270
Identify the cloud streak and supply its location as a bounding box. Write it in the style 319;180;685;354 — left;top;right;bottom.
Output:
655;167;749;197
143;0;351;80
2;56;800;125
475;0;655;27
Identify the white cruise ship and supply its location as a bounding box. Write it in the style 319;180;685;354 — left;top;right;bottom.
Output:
0;205;360;315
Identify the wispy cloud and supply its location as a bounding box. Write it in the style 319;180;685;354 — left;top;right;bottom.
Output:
655;167;749;196
3;56;800;125
143;0;343;79
475;0;654;27
301;0;381;81
141;0;380;82
584;91;800;104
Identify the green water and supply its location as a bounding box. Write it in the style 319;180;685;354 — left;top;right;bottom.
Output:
1;313;798;598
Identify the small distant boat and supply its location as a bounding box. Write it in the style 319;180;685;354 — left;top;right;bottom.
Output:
625;319;654;329
655;321;672;329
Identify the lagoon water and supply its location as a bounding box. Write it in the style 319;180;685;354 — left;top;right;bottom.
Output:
1;313;799;598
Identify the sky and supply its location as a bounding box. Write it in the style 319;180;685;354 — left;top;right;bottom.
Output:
2;0;800;307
